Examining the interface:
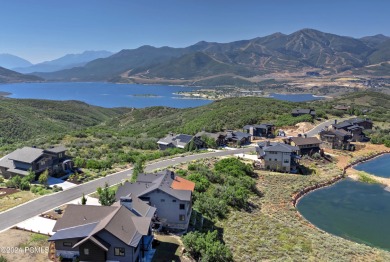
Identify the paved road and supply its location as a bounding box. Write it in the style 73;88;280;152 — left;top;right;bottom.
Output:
306;119;337;137
0;147;255;232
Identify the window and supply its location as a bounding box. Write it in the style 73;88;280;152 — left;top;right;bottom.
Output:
172;200;177;202
284;159;289;163
180;204;185;210
63;242;72;247
114;247;125;256
161;199;165;202
274;159;277;161
269;158;272;161
58;153;63;158
84;248;89;255
179;215;185;221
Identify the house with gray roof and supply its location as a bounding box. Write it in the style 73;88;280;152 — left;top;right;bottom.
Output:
157;133;203;150
116;170;195;231
243;123;275;138
330;118;371;142
319;129;355;150
0;146;73;179
291;108;316;118
256;141;300;173
49;202;154;262
225;131;252;145
195;131;226;147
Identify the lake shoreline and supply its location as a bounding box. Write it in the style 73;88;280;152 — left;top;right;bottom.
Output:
293;150;390;207
294;150;390;251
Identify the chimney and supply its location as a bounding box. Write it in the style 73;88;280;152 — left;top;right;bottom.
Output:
249;126;254;136
120;195;133;211
304;134;307;138
334;119;337;125
265;140;270;147
170;171;175;180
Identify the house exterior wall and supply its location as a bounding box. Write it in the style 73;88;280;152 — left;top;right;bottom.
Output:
13;161;32;171
144;190;191;230
97;230;138;262
264;151;291;172
158;143;174;150
79;240;106;262
54;238;81;252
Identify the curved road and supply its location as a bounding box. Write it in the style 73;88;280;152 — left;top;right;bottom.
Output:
0;147;255;232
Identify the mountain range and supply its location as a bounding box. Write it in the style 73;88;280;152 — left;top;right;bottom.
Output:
32;29;390;85
12;50;113;73
0;54;33;69
0;66;42;84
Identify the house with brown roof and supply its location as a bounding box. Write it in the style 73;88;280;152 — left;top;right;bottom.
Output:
49;202;154;262
0;146;73;179
285;136;322;155
116;170;195;232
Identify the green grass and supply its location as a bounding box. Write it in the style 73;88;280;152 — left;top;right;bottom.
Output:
152;235;182;262
357;171;380;184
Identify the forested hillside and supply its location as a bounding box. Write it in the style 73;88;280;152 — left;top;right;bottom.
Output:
0;98;129;144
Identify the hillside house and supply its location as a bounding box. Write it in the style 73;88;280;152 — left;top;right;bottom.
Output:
331;118;372;142
116;170;195;232
0;146;73;179
285;136;322;155
157;134;203;150
225;131;252;145
243;123;275;138
319;129;354;150
195;131;226;147
291;108;316;118
256;141;300;173
49;203;154;262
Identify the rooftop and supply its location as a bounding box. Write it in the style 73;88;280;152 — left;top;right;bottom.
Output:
290;136;322;146
116;170;193;202
50;204;151;248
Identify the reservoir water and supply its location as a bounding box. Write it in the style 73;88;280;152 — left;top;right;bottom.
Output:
354;154;390;178
0;82;212;108
0;82;322;108
297;166;390;250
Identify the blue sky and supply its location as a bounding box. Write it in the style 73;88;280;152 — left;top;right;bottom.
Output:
0;0;389;63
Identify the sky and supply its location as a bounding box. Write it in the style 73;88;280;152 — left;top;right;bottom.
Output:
0;0;389;63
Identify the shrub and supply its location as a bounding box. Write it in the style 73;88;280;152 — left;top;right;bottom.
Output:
182;230;233;262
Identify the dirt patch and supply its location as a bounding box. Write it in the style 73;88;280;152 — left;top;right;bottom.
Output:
0;188;19;198
0;191;37;212
0;229;50;262
284;122;315;137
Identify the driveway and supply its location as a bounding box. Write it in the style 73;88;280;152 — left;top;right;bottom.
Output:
0;147;255;232
47;176;77;190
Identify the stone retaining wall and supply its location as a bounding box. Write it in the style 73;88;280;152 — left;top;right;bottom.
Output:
291;150;390;207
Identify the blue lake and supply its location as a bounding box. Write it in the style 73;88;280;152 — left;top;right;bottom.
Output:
0;82;322;108
297;177;390;250
354;154;390;178
0;82;212;108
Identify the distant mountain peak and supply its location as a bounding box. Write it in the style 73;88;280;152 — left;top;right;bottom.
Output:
0;54;32;69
